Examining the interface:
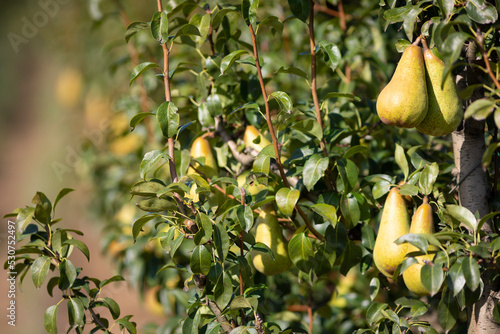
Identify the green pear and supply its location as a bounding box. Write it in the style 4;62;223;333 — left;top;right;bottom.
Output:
252;205;292;276
416;40;463;136
376;43;428;128
373;187;410;278
187;137;218;202
403;197;436;296
244;125;271;153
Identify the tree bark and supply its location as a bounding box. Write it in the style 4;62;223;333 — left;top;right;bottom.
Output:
452;44;500;334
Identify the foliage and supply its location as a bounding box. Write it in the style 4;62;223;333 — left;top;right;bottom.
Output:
7;0;500;333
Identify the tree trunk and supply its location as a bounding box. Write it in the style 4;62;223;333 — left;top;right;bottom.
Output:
452;46;500;334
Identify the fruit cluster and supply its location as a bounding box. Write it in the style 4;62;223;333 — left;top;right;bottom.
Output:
376;38;463;136
373;187;437;296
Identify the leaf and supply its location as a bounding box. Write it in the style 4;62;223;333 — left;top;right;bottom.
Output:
214;271;232;310
53;188;74;211
102;297;121;320
395;233;429;253
446;205;478;232
100;275;125;288
44;305;59;334
447;258;466;297
33;192;52;225
463;256;481;291
303;154;329;191
190;245;211;275
132;214;158;240
288;230;314;273
256;16;283;35
58;258;77;290
213;223;229;261
369;277;380;301
366;303;388;326
482;142;500;168
268;91;293;113
173;24;201;40
383;3;412;23
466;0;498;24
275;66;308;79
157;101;179;139
220;50;248;75
151;11;168;44
311;203;338;226
395;143;409;181
116;317;137;334
340;193;360;228
336;158;358;193
438;293;459;331
324;92;361;102
194;213;213;245
317;41;342;72
293;119;323;140
182;309;201;334
130;62;159;86
242;0;258;26
421;263;444;296
237;205;254;232
464;98;496;120
140;150;167;179
125;21;150;43
67;297;85;328
403;6;422;42
62;239;90;261
31;256;51;289
288;0;311;22
253;154;270;175
418;163;439;195
275;188;300;217
136;198;176;213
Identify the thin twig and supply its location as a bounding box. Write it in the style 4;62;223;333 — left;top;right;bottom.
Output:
248;24;325;241
478;36;500;90
307;286;313;334
207;299;234;333
214;116;254;167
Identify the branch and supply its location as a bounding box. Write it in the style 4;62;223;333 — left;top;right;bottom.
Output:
207;298;234;333
248;24;324;242
214;116;254;167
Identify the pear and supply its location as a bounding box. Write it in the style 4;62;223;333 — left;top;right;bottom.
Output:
373;187;410;278
376;43;428;128
416;39;463;136
244;125;271;153
251;204;292;276
187;137;218;202
402;197;436;296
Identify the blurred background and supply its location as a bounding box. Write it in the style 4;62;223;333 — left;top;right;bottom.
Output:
0;1;164;333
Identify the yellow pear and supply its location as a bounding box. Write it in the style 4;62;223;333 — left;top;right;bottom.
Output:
188;137;218;178
402;197;436;296
251;205;292;276
416;39;463;136
243;125;271;153
376;43;428;128
373;187;410;277
237;170;268;196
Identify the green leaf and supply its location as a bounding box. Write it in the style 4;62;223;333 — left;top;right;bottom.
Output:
220;50;248;75
230;296;256;310
253;154;271;175
31;256;51;289
268;91;293;113
275;188;300;217
361;224;376;250
132;214;158;240
252;242;275;260
182;309;201;334
151;11;168;44
366;303;388;326
125;21;150;43
131;180;166;197
67;297;85;328
136;198;176;213
140;150;167;179
62;239;90;261
214;271;232;310
340;193;360;228
194;213;213;245
446;205;478;232
157;101;179;139
482;142;500;168
293;119;323;140
418;163;439;195
256;16;283;35
173;24;201;40
369;277;380;301
395;143;409;181
16;206;35;235
383;3;412;23
213;223;229;261
466;0;498;24
116;317;137;334
303;154;329;191
324;92;361;102
53;188;74;211
100;275;125;288
311;203;338;226
398;184;418;197
44;305;59;334
159;227;184;258
407;146;430;169
275;66;308;79
212;8;238;30
464;98;496;120
190;245;211;275
447;258;466;297
130;62;159;86
438;293;459;331
395;233;429;253
336;158;358;193
317;41;342;72
403;6;422;42
421;263;444;296
237;205;254;232
288;0;310;22
102;297;121;320
463;256;481;291
242;0;258;26
58;258;77;290
288;230;314;273
33;192;52;225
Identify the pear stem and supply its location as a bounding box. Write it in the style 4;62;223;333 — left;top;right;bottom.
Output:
412;35;422;47
420;38;429;52
423;196;428;204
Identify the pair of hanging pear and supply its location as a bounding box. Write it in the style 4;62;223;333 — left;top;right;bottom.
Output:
376;37;462;136
373;187;436;296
